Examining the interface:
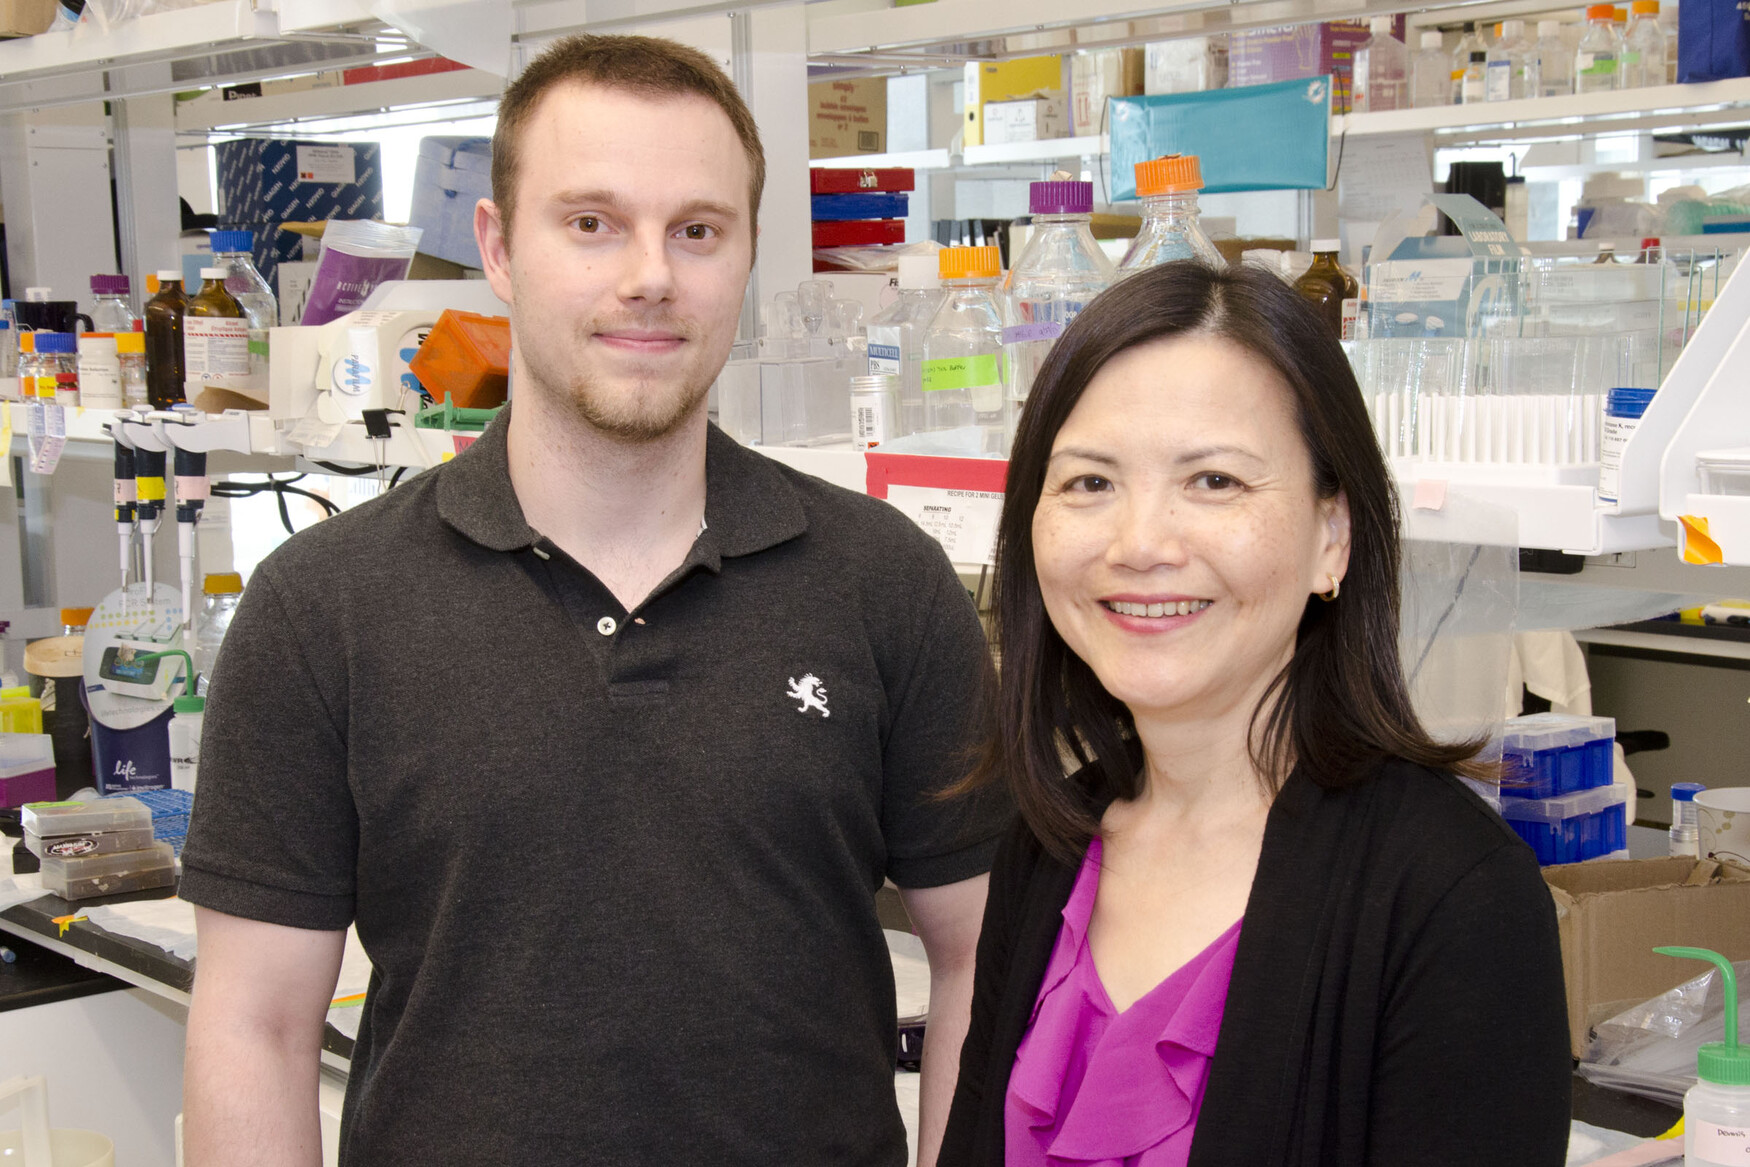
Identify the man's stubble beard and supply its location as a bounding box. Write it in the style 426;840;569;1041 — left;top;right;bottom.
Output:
518;319;721;446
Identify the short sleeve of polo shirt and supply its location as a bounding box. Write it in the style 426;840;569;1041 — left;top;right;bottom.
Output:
179;564;358;931
876;544;1007;889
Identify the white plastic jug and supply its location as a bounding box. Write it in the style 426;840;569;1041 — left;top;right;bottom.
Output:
0;1076;113;1166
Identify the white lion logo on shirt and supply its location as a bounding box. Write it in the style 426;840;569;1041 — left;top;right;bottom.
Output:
787;673;830;717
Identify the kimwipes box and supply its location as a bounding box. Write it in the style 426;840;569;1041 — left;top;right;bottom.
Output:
0;0;51;36
810;78;886;159
1544;856;1750;1058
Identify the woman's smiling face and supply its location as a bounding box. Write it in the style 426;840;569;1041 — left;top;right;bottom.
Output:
1030;331;1350;726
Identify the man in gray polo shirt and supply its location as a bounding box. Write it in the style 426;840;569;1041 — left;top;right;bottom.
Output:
180;34;1006;1167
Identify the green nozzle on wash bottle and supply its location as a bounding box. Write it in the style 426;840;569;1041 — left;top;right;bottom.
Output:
1655;946;1750;1165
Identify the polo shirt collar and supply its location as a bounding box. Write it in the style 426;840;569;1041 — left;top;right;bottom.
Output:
436;405;809;563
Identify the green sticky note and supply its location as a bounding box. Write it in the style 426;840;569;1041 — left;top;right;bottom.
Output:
922;354;1000;392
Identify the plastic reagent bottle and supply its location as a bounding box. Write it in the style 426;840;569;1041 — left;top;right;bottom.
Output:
32;332;79;405
1460;47;1488;103
194;572;244;697
1118;154;1224;272
77;332;123;409
1487;20;1532;99
1671;782;1706;858
1354;17;1408;113
1451;23;1484;102
88;274;135;333
169;694;203;793
1536;20;1574;95
849;373;900;452
116;332;148;408
207;229;278;389
183;267;249;401
1653;946;1750;1167
921;245;1006;445
1003;179;1115;448
1599;386;1655;505
1412;31;1450;108
1577;4;1625;92
865;253;945;440
1624;0;1667;88
144;270;188;409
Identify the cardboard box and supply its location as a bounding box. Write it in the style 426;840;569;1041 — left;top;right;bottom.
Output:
1145;36;1230;95
1229;20;1393;112
964;55;1063;147
0;0;52;38
810;78;887;159
1071;49;1144;137
810;167;915;194
982;93;1068;145
1544;857;1750;1058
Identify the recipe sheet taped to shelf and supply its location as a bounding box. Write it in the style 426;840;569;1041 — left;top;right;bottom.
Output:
885;485;1003;566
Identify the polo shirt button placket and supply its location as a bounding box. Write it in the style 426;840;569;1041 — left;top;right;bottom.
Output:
596;616;618;637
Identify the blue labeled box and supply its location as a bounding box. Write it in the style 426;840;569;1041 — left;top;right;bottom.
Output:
1501;713;1615;800
1500;784;1628;865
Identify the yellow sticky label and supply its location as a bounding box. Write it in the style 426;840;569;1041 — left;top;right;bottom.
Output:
137;476;166;502
922;354;1000;392
1680;515;1722;565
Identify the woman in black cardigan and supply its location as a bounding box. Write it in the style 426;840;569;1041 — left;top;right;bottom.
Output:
939;262;1571;1167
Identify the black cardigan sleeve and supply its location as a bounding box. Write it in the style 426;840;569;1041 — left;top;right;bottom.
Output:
1365;840;1572;1167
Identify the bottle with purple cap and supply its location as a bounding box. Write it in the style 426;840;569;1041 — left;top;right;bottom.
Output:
1000;176;1116;452
88;274;136;333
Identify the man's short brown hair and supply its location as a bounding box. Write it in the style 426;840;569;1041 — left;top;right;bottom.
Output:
490;34;766;250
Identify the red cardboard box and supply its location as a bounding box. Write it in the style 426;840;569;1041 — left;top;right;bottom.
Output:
810;168;916;194
812;219;907;247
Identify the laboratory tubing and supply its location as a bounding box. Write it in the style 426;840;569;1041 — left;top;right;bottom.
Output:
1652;947;1750;1167
117;332;148;408
1535;21;1574;95
865;253;944;440
77;333;123;409
1003;178;1115;447
921;245;1006;445
1624;0;1667;87
31;332;79;405
144;270;188;409
1451;23;1484;102
194;572;244;696
850;373;900;451
1118;154;1224;272
1671;782;1706;857
1411;31;1450;108
184;268;249;401
1353;17;1408;113
88;274;135;333
1599;386;1655;506
1294;241;1357;339
1577;5;1625;93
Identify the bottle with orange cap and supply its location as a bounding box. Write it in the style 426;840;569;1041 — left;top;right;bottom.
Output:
1576;4;1625;92
1623;0;1667;87
1118;154;1224;274
921;245;1006;446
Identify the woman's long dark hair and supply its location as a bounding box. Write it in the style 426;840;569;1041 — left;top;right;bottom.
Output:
975;261;1486;864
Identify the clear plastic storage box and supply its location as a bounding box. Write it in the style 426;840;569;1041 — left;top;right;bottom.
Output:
0;734;56;809
1501;713;1616;800
25;824;154;860
22;796;151;839
40;840;175;901
1499;784;1628;865
1695;448;1750;496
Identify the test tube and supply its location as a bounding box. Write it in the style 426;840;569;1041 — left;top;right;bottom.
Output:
1672;782;1706;858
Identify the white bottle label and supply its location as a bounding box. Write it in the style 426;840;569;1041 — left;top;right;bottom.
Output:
1696;1122;1750;1161
1461;72;1486;103
79;361;123;409
867;325;902;377
183;317;251;385
851;389;892;451
1598;414;1640;505
1485;59;1512;101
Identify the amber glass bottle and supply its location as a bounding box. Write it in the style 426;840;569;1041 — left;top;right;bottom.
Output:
1294;242;1358;339
143;271;188;409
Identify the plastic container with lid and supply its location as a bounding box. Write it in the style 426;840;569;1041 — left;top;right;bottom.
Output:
1411;30;1449;107
168;695;204;793
1499;782;1628;864
408;310;511;409
1672;781;1707;858
1696;448;1750;496
1535;20;1574;96
116;331;148;408
1576;4;1625;93
1599;386;1656;506
848;373;900;452
0;687;43;734
0;733;55;809
1003;178;1115;449
30;331;79;405
1118;155;1224;273
41;839;175;900
1624;0;1666;86
1353;16;1408;112
89;274;135;333
194;571;244;696
1501;712;1616;800
22;795;152;839
921;245;1006;444
1653;946;1750;1167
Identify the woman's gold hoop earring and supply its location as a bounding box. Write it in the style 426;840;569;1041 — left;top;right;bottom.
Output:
1319;574;1341;603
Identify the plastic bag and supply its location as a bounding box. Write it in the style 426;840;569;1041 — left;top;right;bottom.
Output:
303;221;423;327
1578;959;1750;1105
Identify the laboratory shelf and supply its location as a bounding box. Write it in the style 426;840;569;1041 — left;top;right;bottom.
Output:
174;66;502;133
810;149;954;171
1336;77;1750;145
961;136;1107;167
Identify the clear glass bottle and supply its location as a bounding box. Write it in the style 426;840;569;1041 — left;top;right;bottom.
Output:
144;271;188;410
921;245;1006;447
15;333;43;401
1002;179;1116;452
183;267;249;403
28;332;79;405
1460;47;1489;103
193;571;244;697
206;230;276;393
1624;0;1667;87
1451;22;1485;102
88;274;135;333
1412;31;1451;108
1353;16;1409;112
1576;4;1625;92
116;331;148;409
865;254;944;440
1536;20;1575;95
1118;154;1225;272
1487;20;1532;99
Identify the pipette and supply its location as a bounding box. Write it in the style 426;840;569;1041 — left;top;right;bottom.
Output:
107;418;136;594
167;413;208;634
133;442;166;601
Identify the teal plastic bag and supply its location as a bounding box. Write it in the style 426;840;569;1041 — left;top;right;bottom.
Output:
1108;78;1332;199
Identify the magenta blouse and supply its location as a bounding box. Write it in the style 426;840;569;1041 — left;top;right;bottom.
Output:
1003;837;1243;1167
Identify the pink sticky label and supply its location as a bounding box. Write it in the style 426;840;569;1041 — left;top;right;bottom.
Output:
1002;322;1064;345
175;476;210;501
1412;478;1448;511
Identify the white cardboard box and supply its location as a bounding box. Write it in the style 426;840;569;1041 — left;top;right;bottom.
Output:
1144;37;1230;95
982;93;1068;145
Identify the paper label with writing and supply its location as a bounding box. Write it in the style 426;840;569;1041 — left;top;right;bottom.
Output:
295;144;357;185
1696;1121;1750;1160
184;317;252;384
1003;321;1064;345
26;400;64;476
921;354;1000;393
884;485;1003;565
